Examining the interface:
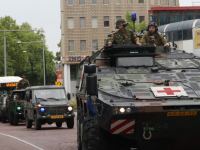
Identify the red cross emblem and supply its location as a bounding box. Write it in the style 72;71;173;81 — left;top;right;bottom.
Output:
157;88;181;95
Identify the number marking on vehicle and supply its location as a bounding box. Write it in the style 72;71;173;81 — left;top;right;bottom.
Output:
167;111;197;116
51;115;64;119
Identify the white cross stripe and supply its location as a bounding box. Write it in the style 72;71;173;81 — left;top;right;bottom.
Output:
111;120;127;129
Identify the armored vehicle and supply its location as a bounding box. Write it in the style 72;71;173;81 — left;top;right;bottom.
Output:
0;94;7;123
24;86;74;130
6;89;26;125
76;45;200;150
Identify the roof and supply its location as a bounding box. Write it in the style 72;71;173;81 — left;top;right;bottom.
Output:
158;19;200;33
0;76;22;84
26;85;65;90
149;6;200;12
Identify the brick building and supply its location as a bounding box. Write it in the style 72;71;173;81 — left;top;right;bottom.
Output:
60;0;179;99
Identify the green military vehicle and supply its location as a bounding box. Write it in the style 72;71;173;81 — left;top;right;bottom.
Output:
6;89;26;125
24;86;75;130
0;94;7;123
76;45;200;150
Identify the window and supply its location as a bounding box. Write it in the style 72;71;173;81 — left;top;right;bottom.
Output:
127;0;132;3
139;16;145;23
178;31;182;40
104;0;108;4
92;17;98;28
104;16;109;27
92;40;98;50
160;15;170;25
116;16;121;20
150;16;158;25
80;40;86;50
92;0;97;4
166;0;169;5
116;0;121;4
70;65;77;80
68;40;74;51
151;0;154;5
158;0;161;5
80;17;85;27
68;0;73;5
173;0;176;6
139;0;144;3
183;14;194;21
183;30;192;40
80;0;85;4
68;17;74;29
171;16;182;23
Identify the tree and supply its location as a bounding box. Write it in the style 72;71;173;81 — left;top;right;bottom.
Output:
0;16;56;85
125;12;147;33
55;40;61;61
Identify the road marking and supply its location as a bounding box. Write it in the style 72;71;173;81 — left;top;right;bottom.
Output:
0;132;44;150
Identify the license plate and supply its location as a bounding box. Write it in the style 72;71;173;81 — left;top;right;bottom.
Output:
51;115;64;119
167;111;197;116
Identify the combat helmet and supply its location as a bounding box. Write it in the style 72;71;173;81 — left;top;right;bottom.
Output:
116;18;128;29
147;22;158;32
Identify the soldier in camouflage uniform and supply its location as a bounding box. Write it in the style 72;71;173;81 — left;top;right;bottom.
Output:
108;18;141;46
141;22;169;47
16;75;30;89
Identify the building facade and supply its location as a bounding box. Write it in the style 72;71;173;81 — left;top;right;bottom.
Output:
149;6;200;26
60;0;179;99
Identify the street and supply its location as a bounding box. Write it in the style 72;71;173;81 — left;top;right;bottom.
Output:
0;113;77;150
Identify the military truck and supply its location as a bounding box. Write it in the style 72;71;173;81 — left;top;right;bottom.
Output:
6;89;26;126
76;45;200;150
24;86;75;130
0;94;7;123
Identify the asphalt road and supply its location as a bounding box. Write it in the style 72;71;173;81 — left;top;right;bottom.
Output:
0;112;77;150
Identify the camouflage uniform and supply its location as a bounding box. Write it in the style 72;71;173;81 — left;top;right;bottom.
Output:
141;32;167;46
110;29;137;45
16;79;30;89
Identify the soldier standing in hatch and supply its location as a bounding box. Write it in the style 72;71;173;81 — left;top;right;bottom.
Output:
16;75;30;89
108;18;141;46
141;22;169;47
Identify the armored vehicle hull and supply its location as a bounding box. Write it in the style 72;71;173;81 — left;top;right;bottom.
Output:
77;45;200;150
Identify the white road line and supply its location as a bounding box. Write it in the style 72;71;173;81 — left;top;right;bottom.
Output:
0;132;44;150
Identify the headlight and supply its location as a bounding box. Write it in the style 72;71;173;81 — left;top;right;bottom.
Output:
17;106;21;111
68;106;73;111
40;107;45;113
119;107;125;113
126;108;131;113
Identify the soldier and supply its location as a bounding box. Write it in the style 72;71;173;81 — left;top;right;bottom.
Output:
108;18;141;46
141;22;169;47
16;75;30;89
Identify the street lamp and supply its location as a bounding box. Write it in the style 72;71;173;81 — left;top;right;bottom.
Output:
0;30;33;76
17;41;46;85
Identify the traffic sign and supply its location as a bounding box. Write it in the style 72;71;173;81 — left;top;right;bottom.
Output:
55;81;62;86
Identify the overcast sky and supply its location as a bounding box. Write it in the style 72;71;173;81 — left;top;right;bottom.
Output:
0;0;199;56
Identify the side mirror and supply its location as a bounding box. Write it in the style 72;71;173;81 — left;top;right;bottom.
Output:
67;93;71;100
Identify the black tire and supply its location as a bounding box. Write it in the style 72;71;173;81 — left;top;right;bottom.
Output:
56;122;62;128
66;118;74;129
34;114;41;130
2;114;6;123
82;116;110;150
77;120;82;150
26;114;32;128
13;115;19;126
9;113;13;125
0;116;2;122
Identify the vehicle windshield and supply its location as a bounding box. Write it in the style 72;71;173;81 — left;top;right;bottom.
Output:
34;89;66;100
116;57;154;67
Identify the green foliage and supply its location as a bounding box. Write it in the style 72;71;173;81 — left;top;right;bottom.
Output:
0;16;57;85
55;40;61;61
125;12;147;32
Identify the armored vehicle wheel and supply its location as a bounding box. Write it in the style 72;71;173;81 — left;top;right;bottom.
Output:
34;114;41;130
25;114;32;128
56;122;62;127
13;116;19;126
66;118;74;128
82;117;110;150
